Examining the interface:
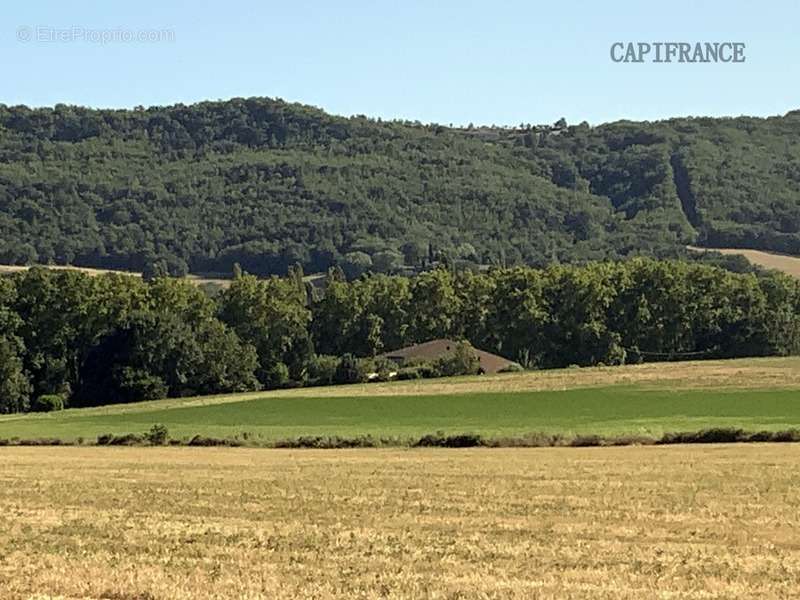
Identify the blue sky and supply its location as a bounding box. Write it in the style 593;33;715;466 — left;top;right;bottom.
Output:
2;0;798;125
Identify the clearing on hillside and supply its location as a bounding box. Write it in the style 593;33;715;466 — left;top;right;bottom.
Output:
688;245;800;278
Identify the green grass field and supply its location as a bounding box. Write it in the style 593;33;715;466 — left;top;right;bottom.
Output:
3;357;800;442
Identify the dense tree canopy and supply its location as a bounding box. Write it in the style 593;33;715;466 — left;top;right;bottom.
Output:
1;98;798;276
2;259;798;413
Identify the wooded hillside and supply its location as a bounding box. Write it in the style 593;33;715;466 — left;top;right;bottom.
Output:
2;98;799;275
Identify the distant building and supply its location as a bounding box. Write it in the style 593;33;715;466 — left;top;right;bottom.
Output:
379;339;516;374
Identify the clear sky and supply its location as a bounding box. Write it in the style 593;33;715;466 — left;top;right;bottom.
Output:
2;0;798;126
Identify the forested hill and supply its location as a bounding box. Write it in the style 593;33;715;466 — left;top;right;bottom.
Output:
1;98;799;276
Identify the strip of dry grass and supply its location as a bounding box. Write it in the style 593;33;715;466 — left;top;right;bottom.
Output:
687;245;800;278
0;264;233;288
1;446;798;599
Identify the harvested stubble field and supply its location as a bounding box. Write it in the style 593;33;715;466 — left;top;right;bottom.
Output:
1;445;799;599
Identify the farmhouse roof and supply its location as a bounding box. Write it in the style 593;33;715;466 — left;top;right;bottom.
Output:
379;339;516;374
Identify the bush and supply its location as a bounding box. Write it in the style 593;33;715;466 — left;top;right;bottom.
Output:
402;359;439;378
145;424;169;445
363;356;397;382
569;434;604;447
308;354;339;386
264;362;290;388
658;428;746;445
433;342;481;377
18;437;66;446
96;432;144;446
30;394;66;412
273;435;378;449
395;366;423;380
414;432;484;447
757;429;800;442
333;353;366;384
498;363;525;373
115;368;168;402
187;434;242;447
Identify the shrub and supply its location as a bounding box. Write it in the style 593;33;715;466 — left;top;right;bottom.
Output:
18;437;66;446
363;356;397;382
30;394;66;412
145;424;169;445
759;429;800;442
498;363;525;373
433;342;481;377
96;433;144;446
273;435;378;449
569;434;604;447
187;435;242;447
658;428;746;445
402;359;439;378
264;362;290;388
333;353;366;384
115;368;168;402
265;362;290;388
606;434;655;446
414;432;484;447
308;354;339;386
395;366;423;380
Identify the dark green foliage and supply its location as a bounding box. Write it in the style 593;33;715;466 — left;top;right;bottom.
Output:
414;432;485;447
264;363;290;388
0;335;30;413
111;368;169;403
310;260;800;369
307;355;339;386
0;278;30;413
145;424;169;445
1;269;260;412
8;428;800;447
361;356;397;382
654;428;800;444
218;273;312;385
30;394;65;412
395;366;424;380
333;354;365;385
76;308;259;405
2;255;800;413
569;434;604;447
273;435;378;449
5;99;800;278
96;433;144;446
432;342;481;377
187;435;243;447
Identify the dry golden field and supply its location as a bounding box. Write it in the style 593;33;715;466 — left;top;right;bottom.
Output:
1;446;799;599
687;245;800;278
0;264;233;288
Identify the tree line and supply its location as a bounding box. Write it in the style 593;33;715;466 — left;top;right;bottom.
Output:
2;258;799;413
